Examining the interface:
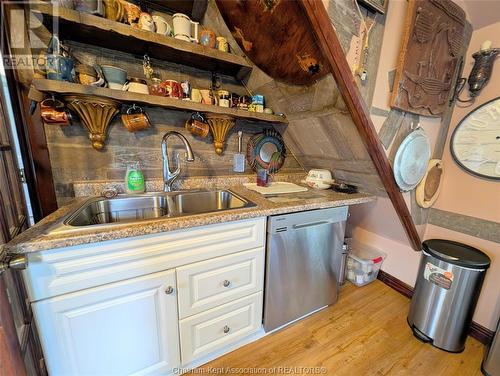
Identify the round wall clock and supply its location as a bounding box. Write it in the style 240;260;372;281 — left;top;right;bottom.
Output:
450;97;500;181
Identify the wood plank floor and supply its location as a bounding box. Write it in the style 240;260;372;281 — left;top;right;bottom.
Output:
188;280;485;375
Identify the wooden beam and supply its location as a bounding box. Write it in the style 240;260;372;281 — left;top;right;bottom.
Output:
299;0;422;252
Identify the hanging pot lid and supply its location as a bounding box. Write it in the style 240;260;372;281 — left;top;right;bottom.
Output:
393;128;431;191
416;159;444;208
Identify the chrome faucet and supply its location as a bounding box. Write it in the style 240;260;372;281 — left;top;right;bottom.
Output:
161;131;195;192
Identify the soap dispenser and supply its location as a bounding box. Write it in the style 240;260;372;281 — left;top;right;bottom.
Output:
125;161;145;194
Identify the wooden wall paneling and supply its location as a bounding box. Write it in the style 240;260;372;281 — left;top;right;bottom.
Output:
299;0;422;251
215;0;329;85
378;109;405;149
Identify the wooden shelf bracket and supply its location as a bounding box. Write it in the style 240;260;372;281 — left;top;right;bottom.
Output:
204;114;235;155
62;94;120;150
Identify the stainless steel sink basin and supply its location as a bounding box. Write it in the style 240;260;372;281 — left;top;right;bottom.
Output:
63;190;254;228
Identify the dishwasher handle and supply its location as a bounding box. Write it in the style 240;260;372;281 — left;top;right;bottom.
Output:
292;220;331;229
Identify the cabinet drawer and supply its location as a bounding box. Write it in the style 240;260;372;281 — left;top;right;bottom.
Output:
179;292;263;364
177;248;264;319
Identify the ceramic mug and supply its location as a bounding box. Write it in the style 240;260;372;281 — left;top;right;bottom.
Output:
149;78;166;96
216;36;229;52
200;89;213;105
46;55;75;82
40;98;72;126
75;64;97;85
190;88;202;102
172;13;199;43
162;80;181;98
103;0;124;22
152;15;171;36
100;65;127;89
121;105;151;132
139;12;155;32
123;77;149;94
200;29;216;48
120;0;141;26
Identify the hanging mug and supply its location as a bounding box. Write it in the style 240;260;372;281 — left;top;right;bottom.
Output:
121;105;151;132
172;13;199;43
40;98;72;126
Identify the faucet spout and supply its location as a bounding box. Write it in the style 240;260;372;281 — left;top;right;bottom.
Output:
161;131;195;192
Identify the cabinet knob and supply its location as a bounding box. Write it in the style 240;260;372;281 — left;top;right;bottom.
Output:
223;325;230;334
223;280;231;287
165;286;174;295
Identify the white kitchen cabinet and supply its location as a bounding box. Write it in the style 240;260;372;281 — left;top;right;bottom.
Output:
32;269;181;376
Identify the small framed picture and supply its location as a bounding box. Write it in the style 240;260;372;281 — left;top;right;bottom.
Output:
357;0;388;14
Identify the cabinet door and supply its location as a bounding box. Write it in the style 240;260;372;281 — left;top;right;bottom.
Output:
32;270;180;376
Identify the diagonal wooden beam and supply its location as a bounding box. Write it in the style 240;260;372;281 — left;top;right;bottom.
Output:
299;0;422;252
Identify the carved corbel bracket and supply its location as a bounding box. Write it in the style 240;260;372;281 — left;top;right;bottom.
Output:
62;94;120;150
204;114;235;155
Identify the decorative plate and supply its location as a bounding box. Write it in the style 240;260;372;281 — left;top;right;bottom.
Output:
246;129;286;174
416;159;444;208
393;128;431;191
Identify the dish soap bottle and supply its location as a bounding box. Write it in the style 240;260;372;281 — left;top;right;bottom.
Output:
125;162;145;194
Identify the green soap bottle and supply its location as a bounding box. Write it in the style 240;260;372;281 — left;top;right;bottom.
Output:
125;162;145;194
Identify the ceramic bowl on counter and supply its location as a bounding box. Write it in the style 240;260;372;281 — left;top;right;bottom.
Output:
302;169;334;190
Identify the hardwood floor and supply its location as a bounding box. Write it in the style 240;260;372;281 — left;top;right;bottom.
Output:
188;280;485;375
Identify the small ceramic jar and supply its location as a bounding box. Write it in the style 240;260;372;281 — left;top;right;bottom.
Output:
200;29;216;48
149;78;166;96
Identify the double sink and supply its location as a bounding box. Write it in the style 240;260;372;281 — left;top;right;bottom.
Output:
49;190;255;233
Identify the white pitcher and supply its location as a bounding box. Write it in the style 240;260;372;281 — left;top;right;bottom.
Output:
172;13;199;43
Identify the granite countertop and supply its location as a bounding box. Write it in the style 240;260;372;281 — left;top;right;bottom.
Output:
6;177;376;254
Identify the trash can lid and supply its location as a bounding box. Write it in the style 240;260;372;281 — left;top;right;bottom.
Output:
422;239;491;269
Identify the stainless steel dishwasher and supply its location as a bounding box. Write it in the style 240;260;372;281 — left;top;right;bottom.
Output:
263;206;348;332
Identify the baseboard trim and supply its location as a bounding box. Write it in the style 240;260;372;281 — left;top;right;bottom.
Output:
377;270;494;345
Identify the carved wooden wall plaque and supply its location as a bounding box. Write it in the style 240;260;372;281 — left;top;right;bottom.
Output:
215;0;329;85
390;0;466;117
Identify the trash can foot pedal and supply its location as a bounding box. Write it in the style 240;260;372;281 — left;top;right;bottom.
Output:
412;325;432;343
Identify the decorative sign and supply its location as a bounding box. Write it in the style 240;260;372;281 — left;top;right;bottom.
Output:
390;0;467;117
215;0;329;85
450;97;500;180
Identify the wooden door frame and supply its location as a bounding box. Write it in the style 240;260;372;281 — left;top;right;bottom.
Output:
1;3;58;220
299;0;422;251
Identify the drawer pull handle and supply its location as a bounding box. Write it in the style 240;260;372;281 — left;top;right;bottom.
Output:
223;280;231;287
165;286;174;295
223;325;230;334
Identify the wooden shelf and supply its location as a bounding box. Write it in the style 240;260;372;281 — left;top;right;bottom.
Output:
31;3;252;79
32;79;288;124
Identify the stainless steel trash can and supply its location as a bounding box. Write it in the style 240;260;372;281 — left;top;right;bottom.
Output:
482;318;500;375
408;239;490;352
